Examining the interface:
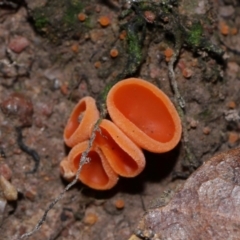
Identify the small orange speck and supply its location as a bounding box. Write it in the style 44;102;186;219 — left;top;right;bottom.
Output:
78;13;86;22
228;132;239;144
231;27;238;35
164;48;174;58
227;101;236;109
94;61;101;68
110;48;119;58
203;127;211;135
182;68;193;78
115;199;125;209
44;176;50;181
164;48;173;61
60;83;68;95
191;59;198;67
98;16;110;27
71;43;79;53
220;22;229;35
83;213;98;225
144;11;156;23
119;30;127;40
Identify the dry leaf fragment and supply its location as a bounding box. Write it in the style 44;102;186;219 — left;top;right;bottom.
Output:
137;148;240;240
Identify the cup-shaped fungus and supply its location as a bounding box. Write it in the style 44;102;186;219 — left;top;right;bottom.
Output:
64;97;100;147
64;119;145;190
95;119;145;177
107;78;182;153
67;141;119;190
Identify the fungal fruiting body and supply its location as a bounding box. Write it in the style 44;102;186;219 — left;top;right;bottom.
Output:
62;119;145;190
67;141;119;190
107;78;182;153
64;97;99;147
61;78;182;190
95;119;145;177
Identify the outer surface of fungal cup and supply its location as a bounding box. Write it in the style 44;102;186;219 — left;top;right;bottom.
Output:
64;97;100;147
106;78;182;153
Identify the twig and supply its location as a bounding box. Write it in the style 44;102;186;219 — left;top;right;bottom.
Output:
18;116;104;239
167;39;198;171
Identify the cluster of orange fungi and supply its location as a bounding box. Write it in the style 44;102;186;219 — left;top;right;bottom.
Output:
60;78;182;190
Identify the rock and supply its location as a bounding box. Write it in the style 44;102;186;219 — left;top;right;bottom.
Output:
137;147;240;239
8;36;30;53
0;92;33;127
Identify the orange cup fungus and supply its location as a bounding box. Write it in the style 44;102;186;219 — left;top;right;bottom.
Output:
107;78;182;153
64;96;99;147
66;141;119;190
98;16;110;27
61;77;182;190
62;119;145;190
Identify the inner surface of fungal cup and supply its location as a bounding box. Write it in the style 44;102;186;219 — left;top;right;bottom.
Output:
95;119;145;177
67;141;119;190
64;97;100;147
107;78;182;153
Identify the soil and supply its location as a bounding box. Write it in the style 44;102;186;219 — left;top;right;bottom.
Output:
0;0;240;239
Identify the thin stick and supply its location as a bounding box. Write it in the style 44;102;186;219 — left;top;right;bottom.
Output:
167;45;197;170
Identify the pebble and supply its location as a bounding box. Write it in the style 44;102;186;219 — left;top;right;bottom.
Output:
8;36;30;53
0;163;12;180
202;127;211;135
0;92;33;127
89;29;104;43
227;101;236;109
219;5;234;17
144;11;156;23
83;212;98;225
189;119;198;128
0;175;18;201
228;131;239;144
24;185;37;201
0;197;7;223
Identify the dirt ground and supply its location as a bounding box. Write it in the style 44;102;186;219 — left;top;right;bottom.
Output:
0;0;240;239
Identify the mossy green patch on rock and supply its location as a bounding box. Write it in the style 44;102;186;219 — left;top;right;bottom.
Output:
30;0;94;43
186;21;203;47
63;0;83;27
33;11;49;30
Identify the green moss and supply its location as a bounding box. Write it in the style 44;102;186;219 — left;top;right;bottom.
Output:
83;17;94;29
186;21;203;47
63;0;83;26
127;30;142;66
33;11;49;30
198;109;212;120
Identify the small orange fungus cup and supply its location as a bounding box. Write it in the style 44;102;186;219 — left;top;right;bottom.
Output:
95;119;145;177
106;78;182;153
64;97;100;147
67;141;119;190
63;119;145;190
